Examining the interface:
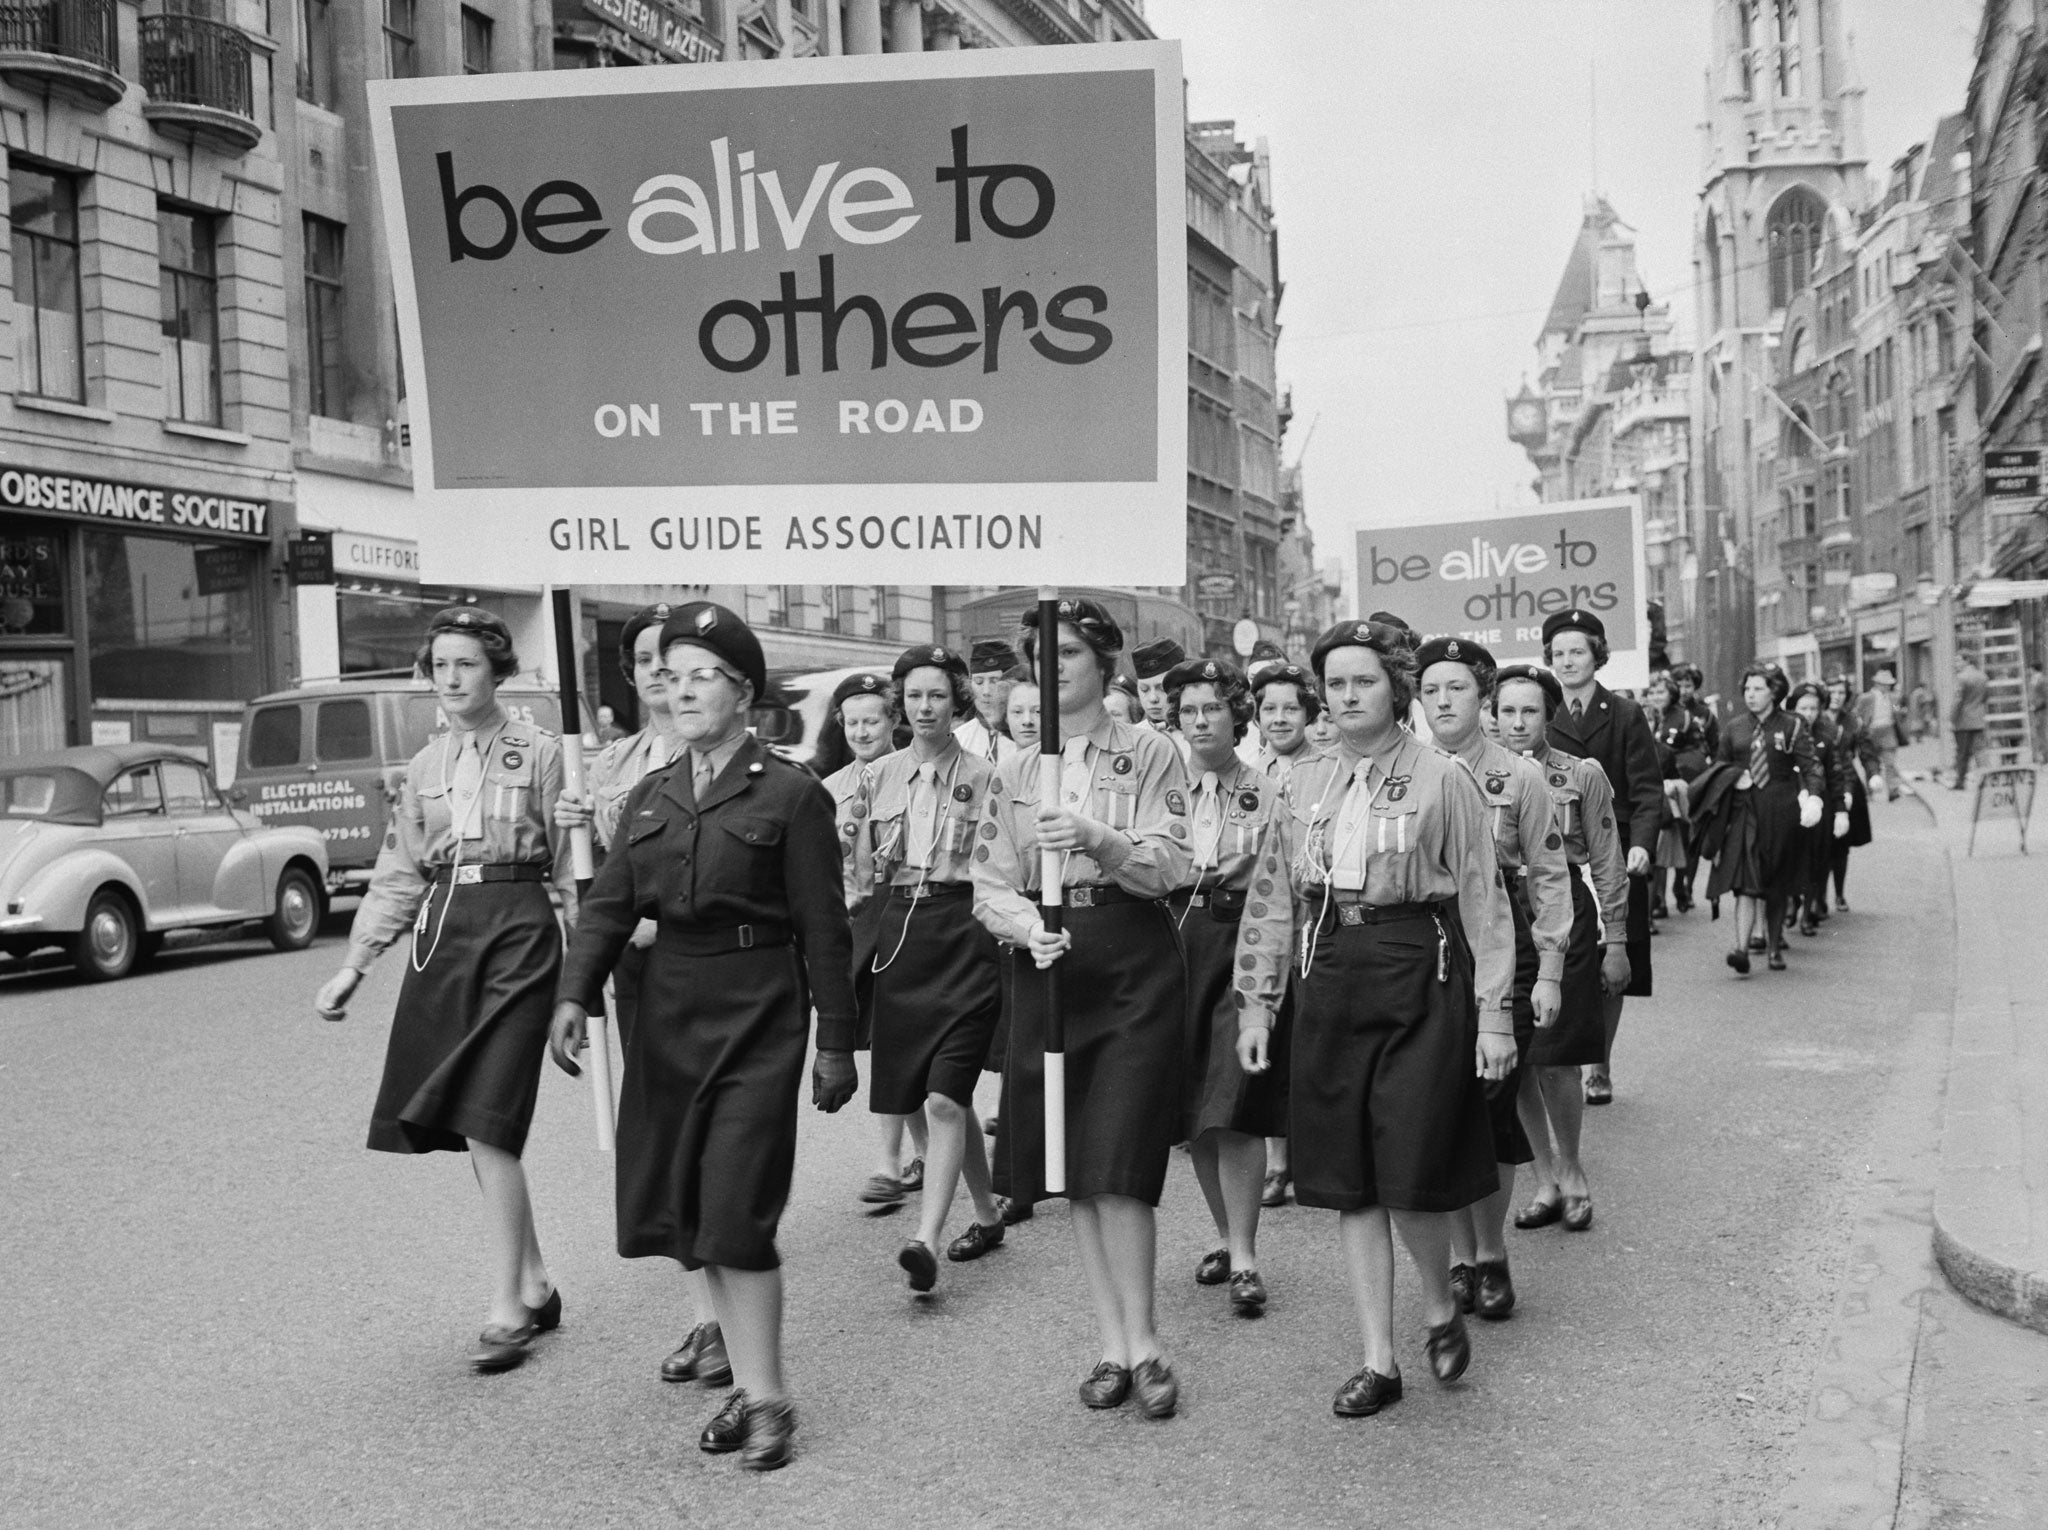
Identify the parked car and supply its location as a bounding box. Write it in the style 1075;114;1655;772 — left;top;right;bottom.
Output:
234;675;562;890
0;744;330;981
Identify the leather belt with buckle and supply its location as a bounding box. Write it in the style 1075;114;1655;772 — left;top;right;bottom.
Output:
1333;901;1437;927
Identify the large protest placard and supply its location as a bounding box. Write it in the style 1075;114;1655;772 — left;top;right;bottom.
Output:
1355;495;1650;689
368;45;1184;586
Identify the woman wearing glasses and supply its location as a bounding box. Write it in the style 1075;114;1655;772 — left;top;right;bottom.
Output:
550;602;858;1472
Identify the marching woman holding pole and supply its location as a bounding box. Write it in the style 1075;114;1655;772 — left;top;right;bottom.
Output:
971;597;1192;1418
1489;665;1630;1236
1416;640;1571;1321
1705;663;1822;974
549;602;859;1472
312;606;576;1374
1259;620;1516;1418
853;644;1007;1292
1163;657;1291;1318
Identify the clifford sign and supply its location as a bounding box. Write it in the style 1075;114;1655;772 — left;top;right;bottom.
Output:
1355;495;1651;689
368;44;1185;585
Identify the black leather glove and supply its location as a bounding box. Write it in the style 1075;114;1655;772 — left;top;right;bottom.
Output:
812;1048;858;1113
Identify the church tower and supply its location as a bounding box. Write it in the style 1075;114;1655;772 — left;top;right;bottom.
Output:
1689;0;1867;697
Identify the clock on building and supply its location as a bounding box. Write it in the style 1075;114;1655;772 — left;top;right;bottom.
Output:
1507;396;1546;444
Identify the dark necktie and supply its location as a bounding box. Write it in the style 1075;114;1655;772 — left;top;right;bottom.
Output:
1750;719;1770;784
1570;698;1584;722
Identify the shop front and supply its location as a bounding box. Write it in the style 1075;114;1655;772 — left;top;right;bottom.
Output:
0;465;285;773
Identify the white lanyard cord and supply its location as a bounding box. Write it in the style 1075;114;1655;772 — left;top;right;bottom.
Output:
1299;765;1383;979
413;726;496;972
872;756;959;974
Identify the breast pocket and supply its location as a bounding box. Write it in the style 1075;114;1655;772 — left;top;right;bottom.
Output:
723;815;787;852
1545;784;1582;841
625;815;673;913
416;782;453;840
1099;780;1138;832
1367;801;1421;857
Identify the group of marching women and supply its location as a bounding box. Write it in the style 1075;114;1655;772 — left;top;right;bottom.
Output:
312;596;1654;1470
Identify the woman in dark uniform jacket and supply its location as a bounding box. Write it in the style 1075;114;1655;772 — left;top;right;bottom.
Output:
1162;657;1291;1319
1706;663;1822;974
1258;621;1516;1419
1823;675;1874;908
550;602;858;1473
971;598;1192;1420
1789;682;1852;936
313;607;576;1374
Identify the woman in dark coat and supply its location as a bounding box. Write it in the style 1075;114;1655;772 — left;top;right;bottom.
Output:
1824;674;1875;908
550;602;858;1473
312;607;576;1374
1705;663;1822;973
1644;672;1707;916
1789;682;1852;937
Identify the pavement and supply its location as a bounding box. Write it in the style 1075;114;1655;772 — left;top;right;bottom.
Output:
2;763;2044;1527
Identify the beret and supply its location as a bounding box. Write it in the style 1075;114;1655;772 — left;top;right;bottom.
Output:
830;671;890;710
1131;638;1186;679
969;638;1018;674
1162;656;1245;695
1541;607;1607;645
618;602;673;675
1493;662;1564;715
1414;635;1497;675
1309;618;1413;677
1021;595;1123;654
892;644;968;684
658;601;766;701
1252;662;1315;695
1248;638;1288;664
1363;612;1417;652
427;605;511;645
1109;673;1140;700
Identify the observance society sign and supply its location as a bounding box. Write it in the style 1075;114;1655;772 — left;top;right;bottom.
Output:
368;44;1185;585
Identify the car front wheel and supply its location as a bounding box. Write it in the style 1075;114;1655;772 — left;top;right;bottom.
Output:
265;866;322;952
72;889;140;982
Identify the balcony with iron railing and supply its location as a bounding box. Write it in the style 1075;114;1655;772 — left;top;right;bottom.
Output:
139;12;260;153
0;0;125;107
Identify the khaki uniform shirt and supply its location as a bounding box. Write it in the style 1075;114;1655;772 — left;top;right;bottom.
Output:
854;739;997;890
821;757;878;910
1447;733;1571;984
1180;755;1292;1028
1535;745;1630;942
585;725;679;849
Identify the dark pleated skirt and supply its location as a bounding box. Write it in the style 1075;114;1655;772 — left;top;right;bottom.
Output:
864;888;1001;1114
1526;873;1604;1069
1289;908;1497;1214
1707;782;1805;901
1622;871;1653;997
617;940;809;1272
985;951;1014;1073
367;880;559;1158
995;899;1185;1208
610;938;647;1053
1489;886;1539;1165
1175;894;1289;1141
1844;769;1873;848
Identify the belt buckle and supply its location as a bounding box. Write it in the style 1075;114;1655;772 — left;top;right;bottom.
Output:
1190;891;1208;908
738;924;755;950
454;864;483;886
1068;886;1096;908
1338;903;1365;927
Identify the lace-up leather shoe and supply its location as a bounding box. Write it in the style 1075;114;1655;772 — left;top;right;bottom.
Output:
860;1173;903;1206
1228;1269;1268;1317
661;1321;731;1386
1195;1248;1231;1285
470;1320;535;1373
1474;1260;1515;1320
946;1220;1005;1262
1131;1357;1178;1419
740;1397;797;1472
1425;1314;1471;1384
1333;1367;1402;1416
1448;1263;1476;1313
1078;1361;1131;1409
699;1389;750;1453
898;1239;938;1292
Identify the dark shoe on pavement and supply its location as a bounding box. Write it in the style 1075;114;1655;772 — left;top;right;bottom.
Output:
1514;1195;1564;1230
859;1173;903;1206
946;1220;1005;1262
1228;1268;1268;1318
1195;1248;1232;1286
1768;949;1787;971
1333;1367;1403;1417
699;1389;750;1453
661;1321;732;1386
470;1320;536;1373
1562;1194;1594;1232
1748;933;1768;953
898;1239;938;1293
1078;1361;1131;1409
1584;1073;1613;1106
997;1195;1034;1225
1260;1170;1289;1207
1131;1357;1179;1419
529;1287;561;1333
739;1397;797;1472
1799;919;1818;937
1425;1314;1471;1384
899;1157;924;1193
1727;948;1751;976
983;1114;998;1135
1474;1260;1516;1321
1837;896;1850;911
1448;1262;1476;1314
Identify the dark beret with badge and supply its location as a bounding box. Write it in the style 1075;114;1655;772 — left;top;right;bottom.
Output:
1540;607;1607;646
618;601;674;677
892;643;968;684
830;671;890;711
969;638;1018;675
1021;595;1124;657
427;605;512;645
658;600;766;701
1162;655;1245;697
1492;662;1565;717
1131;638;1186;679
1251;661;1322;720
1364;612;1418;652
1413;635;1498;689
1309;617;1417;680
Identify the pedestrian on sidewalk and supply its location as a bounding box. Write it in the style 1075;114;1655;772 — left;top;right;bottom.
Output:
1950;656;1989;789
852;645;1007;1295
311;607;575;1376
1789;683;1852;937
1490;664;1630;1240
1673;663;1719;908
971;598;1192;1421
1258;620;1515;1419
1704;663;1822;973
549;601;860;1472
1163;658;1291;1323
1643;671;1705;919
1419;640;1572;1323
1853;668;1904;802
1824;674;1874;909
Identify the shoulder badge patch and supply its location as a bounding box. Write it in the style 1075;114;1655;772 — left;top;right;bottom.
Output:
1485;774;1506;794
1549;772;1567;788
952;782;973;803
1112;754;1133;775
500;750;522;770
1239;789;1260;812
1166;788;1187;815
1385;774;1411;803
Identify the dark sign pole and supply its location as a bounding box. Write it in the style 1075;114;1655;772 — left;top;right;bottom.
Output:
551;587;614;1150
1035;586;1066;1194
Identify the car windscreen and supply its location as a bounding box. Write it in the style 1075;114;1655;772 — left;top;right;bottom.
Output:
0;767;100;824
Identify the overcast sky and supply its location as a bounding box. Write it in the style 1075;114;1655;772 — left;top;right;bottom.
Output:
1145;0;1982;608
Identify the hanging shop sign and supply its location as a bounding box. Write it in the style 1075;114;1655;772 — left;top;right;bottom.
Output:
287;531;335;586
575;0;720;62
1354;494;1652;691
0;463;271;539
368;43;1185;585
1984;449;2041;499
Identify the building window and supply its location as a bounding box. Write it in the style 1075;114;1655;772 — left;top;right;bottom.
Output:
1188;394;1237;485
384;0;417;77
302;215;346;419
870;586;891;640
1767;187;1827;311
1188;272;1234;370
10;164;85;403
297;0;335;106
461;7;493;74
84;531;262;702
158;206;221;426
819;585;843;634
1773;0;1800;97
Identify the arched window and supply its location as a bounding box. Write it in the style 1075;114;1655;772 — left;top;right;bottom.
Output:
1774;0;1801;97
1768;187;1828;310
1738;1;1757;97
